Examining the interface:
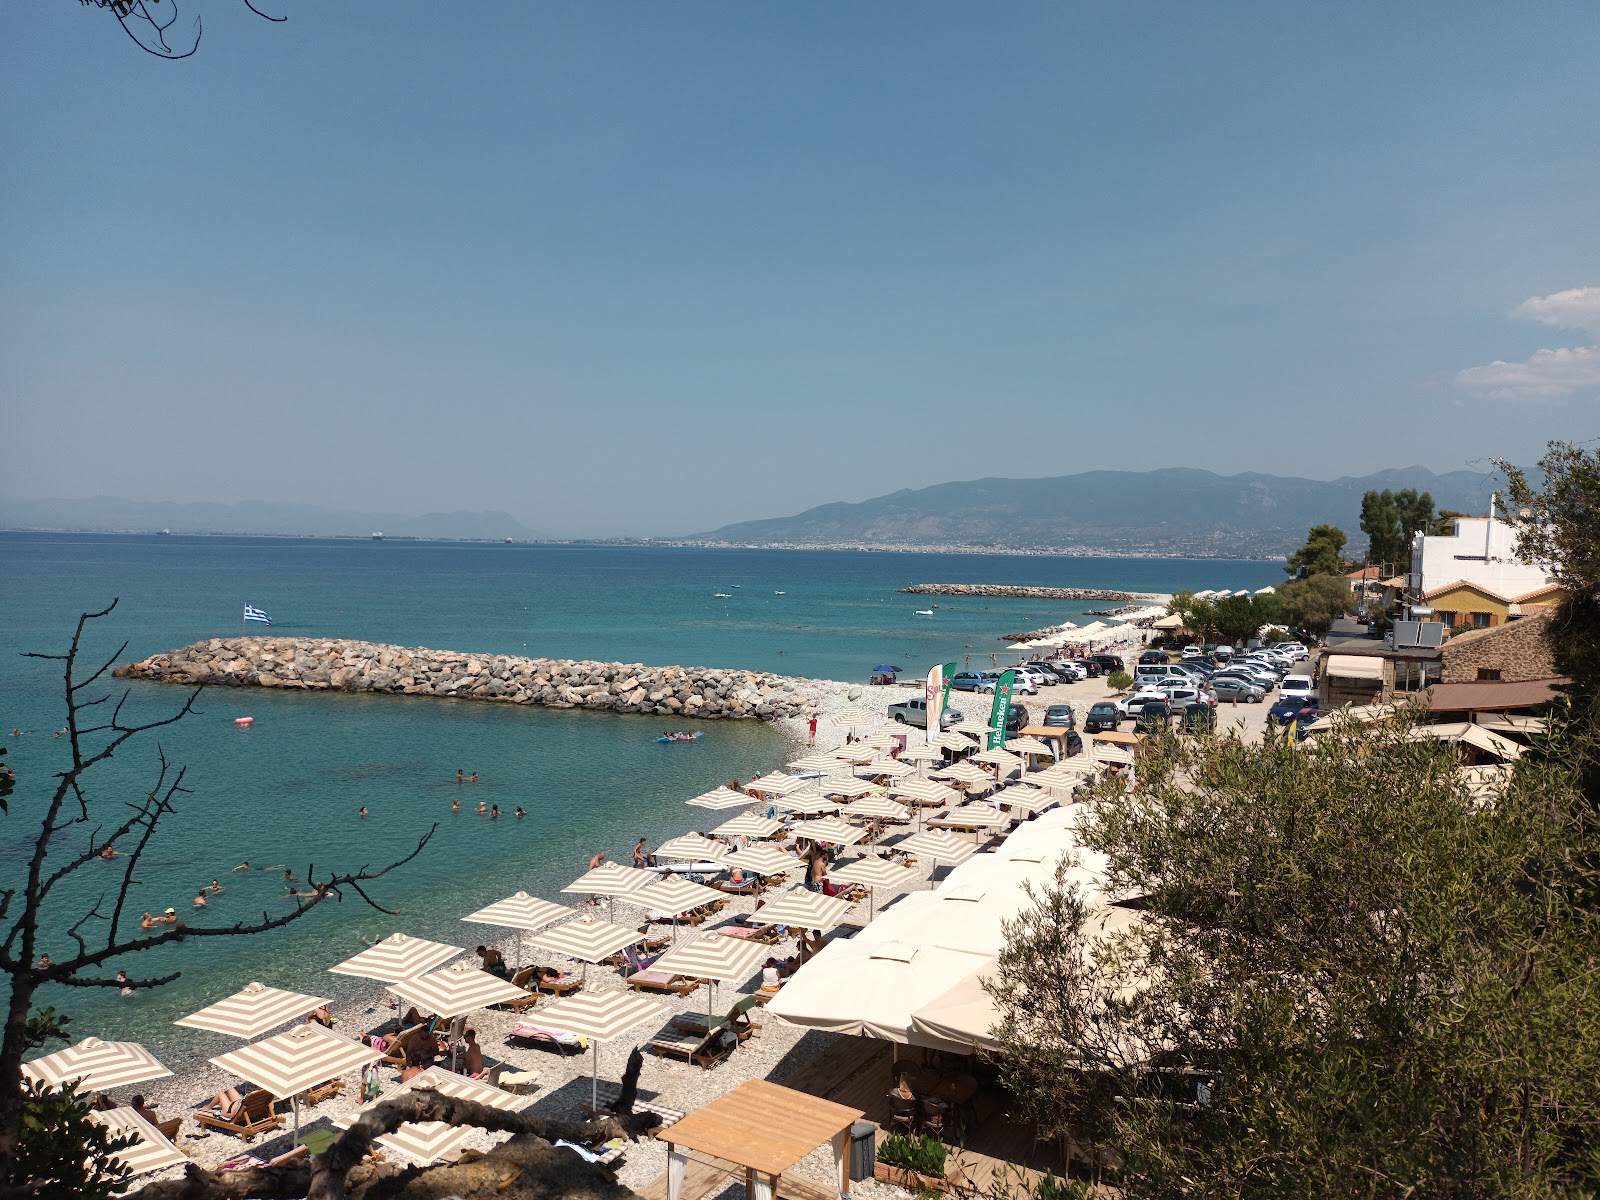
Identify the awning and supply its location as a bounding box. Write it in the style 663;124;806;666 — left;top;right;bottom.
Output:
1325;653;1385;681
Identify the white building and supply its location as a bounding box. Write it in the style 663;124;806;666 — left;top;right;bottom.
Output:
1405;500;1552;603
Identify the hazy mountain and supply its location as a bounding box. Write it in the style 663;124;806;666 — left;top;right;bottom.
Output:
0;496;547;541
693;466;1504;556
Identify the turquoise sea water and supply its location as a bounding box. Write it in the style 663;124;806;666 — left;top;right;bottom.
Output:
0;533;1274;1064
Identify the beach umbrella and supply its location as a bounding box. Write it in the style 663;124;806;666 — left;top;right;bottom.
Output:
1005;736;1053;757
830;745;879;765
819;776;879;799
23;1037;171;1093
562;862;652;924
830;706;885;729
841;794;906;821
635;875;719;944
932;731;977;752
890;779;959;808
210;1023;379;1144
387;959;531;1021
526;912;645;978
743;772;807;796
651;930;770;1016
929;803;1012;842
992;784;1059;817
787;753;846;773
175;982;331;1041
872;664;903;675
969;748;1021;771
792;816;867;848
897;829;978;870
828;854;916;920
898;744;943;763
752;889;855;932
686;786;754;811
331;1067;523;1165
933;762;995;789
770;787;840;817
860;758;915;779
535;991;667;1111
722;843;799;879
856;733;899;751
654;833;729;862
712;812;784;840
461;890;570;968
90;1108;187;1178
329;933;463;984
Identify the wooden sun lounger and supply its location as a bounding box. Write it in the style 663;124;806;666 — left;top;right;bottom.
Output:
493;968;541;1013
714;878;759;895
195;1091;284;1142
154;1116;183;1146
532;974;582;996
625;969;702;997
669;995;762;1040
647;1023;739;1069
717;922;780;944
376;1023;425;1070
507;1023;586;1057
305;1079;344;1106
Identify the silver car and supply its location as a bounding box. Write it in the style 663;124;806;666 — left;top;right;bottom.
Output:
1211;676;1264;703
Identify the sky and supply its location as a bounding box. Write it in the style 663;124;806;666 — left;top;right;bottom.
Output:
2;2;1597;537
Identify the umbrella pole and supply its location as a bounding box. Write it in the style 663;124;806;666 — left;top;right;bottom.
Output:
591;1043;600;1112
293;1095;301;1146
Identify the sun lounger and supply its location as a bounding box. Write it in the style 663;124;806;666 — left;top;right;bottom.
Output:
196;1091;284;1142
154;1116;183;1145
714;878;759;895
625;968;703;997
492;968;541;1013
375;1023;425;1070
647;1023;740;1069
668;995;762;1041
718;922;780;944
305;1079;344;1106
507;1023;586;1057
532;973;582;997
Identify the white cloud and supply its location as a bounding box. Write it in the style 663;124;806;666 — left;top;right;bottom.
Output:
1457;285;1600;401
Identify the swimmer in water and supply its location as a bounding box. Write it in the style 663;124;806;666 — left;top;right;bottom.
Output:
476;800;487;814
451;798;460;812
489;804;500;818
514;806;526;817
456;769;464;784
358;806;369;818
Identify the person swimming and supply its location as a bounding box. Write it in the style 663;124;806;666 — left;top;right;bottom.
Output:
452;798;460;812
514;806;526;817
489;804;500;818
358;806;369;818
476;800;487;814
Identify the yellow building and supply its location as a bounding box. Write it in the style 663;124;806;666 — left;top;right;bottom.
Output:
1420;580;1514;630
1511;583;1565;616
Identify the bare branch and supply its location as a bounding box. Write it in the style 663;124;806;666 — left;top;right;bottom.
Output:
242;0;288;21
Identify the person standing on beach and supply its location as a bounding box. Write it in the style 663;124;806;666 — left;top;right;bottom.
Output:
633;838;655;868
807;715;818;746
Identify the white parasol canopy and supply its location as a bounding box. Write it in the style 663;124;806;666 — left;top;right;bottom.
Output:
769;787;840;816
932;731;978;751
562;862;653;898
890;779;960;808
687;787;755;811
209;1023;379;1143
526;913;645;964
329;933;463;984
535;990;669;1109
386;958;532;1021
462;891;569;934
791;816;867;847
897;829;977;866
830;745;879;765
827;854;917;920
175;981;330;1041
818;776;881;799
332;1067;524;1165
752;889;855;931
841;795;907;821
722;843;799;877
1005;736;1053;756
636;875;718;918
743;772;807;796
654;833;729;862
860;758;915;779
787;754;847;773
897;744;944;763
91;1108;188;1177
712;812;784;840
23;1037;171;1092
651;931;770;986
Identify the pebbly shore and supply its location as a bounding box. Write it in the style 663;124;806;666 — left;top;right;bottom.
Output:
899;583;1154;601
112;638;853;720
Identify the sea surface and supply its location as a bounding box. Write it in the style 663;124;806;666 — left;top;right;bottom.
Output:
0;533;1274;1064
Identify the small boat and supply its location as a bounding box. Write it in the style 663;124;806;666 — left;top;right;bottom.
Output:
732;584;741;588
914;609;935;617
233;716;254;728
657;731;702;744
712;592;731;598
773;590;786;596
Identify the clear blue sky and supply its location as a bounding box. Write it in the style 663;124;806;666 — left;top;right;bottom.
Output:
3;1;1596;536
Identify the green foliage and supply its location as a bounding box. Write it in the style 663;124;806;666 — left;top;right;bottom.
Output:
878;1132;948;1177
25;1007;72;1053
990;714;1600;1197
1283;523;1348;577
1276;572;1349;637
1359;488;1434;567
1033;1171;1092;1200
1210;594;1281;646
1106;670;1134;692
14;1078;134;1200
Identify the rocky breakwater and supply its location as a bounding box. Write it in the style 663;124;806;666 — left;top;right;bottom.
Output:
112;638;843;721
901;583;1145;601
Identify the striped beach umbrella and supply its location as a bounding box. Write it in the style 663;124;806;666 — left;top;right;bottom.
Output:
792;816;866;847
175;981;330;1041
931;803;1012;833
992;784;1059;817
786;753;845;773
210;1023;379;1144
526;912;645;966
462;891;568;933
751;889;855;932
861;758;915;779
23;1037;172;1092
651;931;771;1016
654;833;728;862
841;794;907;821
933;762;995;789
898;744;944;763
329;933;463;984
818;776;879;799
711;812;783;840
932;731;978;751
969;747;1019;768
770;787;839;816
535;990;668;1110
90;1108;187;1177
387;958;532;1021
722;843;798;878
829;706;885;728
828;854;917;920
890;779;959;808
830;745;878;765
897;829;978;868
856;732;899;751
332;1067;524;1165
686;786;753;811
562;862;652;898
636;875;718;932
1005;736;1053;756
743;771;807;796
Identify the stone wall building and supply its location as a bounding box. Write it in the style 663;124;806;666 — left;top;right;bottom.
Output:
1439;611;1558;684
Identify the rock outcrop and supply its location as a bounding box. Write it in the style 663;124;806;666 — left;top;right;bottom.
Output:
112;638;844;721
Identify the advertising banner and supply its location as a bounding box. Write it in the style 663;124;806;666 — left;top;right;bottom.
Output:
924;663;946;745
987;669;1017;749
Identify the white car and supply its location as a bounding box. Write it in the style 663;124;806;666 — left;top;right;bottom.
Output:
982;671;1037;695
1119;690;1167;717
1278;643;1309;661
1279;675;1315;702
1159;683;1206;708
1050;661;1088;681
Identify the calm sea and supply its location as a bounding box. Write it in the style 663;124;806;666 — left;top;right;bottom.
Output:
0;533;1274;1063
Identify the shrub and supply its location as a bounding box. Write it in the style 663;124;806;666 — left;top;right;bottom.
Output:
877;1132;948;1177
1106;670;1133;691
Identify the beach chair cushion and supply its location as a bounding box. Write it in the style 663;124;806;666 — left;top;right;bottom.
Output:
626;970;700;995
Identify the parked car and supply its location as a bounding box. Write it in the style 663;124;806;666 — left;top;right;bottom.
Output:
1090;654;1125;674
1159;683;1205;708
1078;659;1102;678
1004;703;1030;734
1181;646;1202;659
1278;643;1309;661
981;672;1036;695
1181;701;1216;733
1051;661;1089;682
887;697;964;729
949;671;986;692
1123;691;1169;717
1138;649;1168;665
1043;703;1077;729
1135;699;1173;731
1269;697;1320;728
1024;661;1074;684
1084;701;1122;733
1210;676;1264;703
1279;675;1315;703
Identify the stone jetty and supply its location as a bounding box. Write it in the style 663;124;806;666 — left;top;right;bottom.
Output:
901;583;1148;601
112;637;845;720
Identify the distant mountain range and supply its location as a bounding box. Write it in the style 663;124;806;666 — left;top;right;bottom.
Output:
692;466;1505;557
0;497;546;542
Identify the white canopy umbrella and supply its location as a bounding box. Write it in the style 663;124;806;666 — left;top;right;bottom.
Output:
654;833;729;862
991;784;1059;817
768;938;993;1052
898;744;944;764
651;930;771;1016
896;829;977;869
563;862;653;924
827;854;916;920
860;758;915;779
175;982;330;1041
819;776;881;799
841;794;907;822
636;876;720;942
856;733;899;751
210;1023;379;1144
744;772;807;796
792;816;867;848
788;753;847;773
536;991;668;1110
932;731;979;752
329;933;462;984
687;787;755;811
461;891;570;967
890;779;960;808
770;788;841;817
722;843;799;878
712;812;784;840
932;762;995;789
1004;736;1053;756
332;1067;524;1165
830;745;879;766
91;1108;188;1178
387;958;532;1021
23;1037;171;1092
752;889;855;932
526;913;646;974
830;706;887;729
908;958;1001;1053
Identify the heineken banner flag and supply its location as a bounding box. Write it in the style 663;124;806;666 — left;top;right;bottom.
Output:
940;661;957;719
987;669;1017;750
924;662;948;745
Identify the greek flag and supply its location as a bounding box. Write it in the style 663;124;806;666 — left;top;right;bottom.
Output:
243;605;272;626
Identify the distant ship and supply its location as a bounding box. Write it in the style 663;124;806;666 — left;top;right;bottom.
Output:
371;532;384;540
712;592;731;598
773;590;786;596
157;529;171;536
504;538;514;544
